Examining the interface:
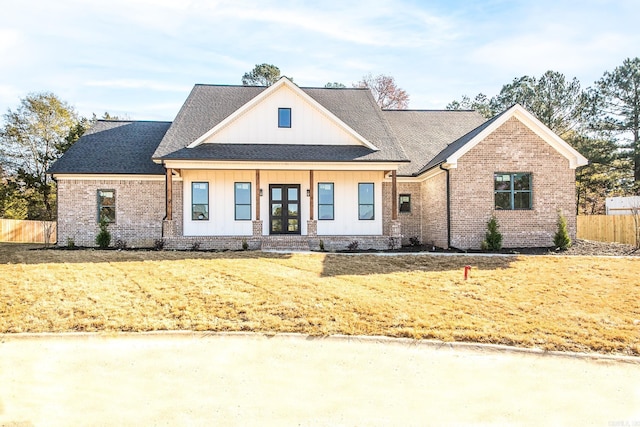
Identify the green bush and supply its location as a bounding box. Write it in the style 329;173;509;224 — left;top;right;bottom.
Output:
95;217;111;249
553;211;572;250
483;215;503;251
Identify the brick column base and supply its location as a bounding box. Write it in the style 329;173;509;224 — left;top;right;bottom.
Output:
252;220;263;237
390;220;401;237
307;220;317;237
162;220;177;237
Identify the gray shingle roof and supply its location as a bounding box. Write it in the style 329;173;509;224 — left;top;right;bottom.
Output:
161;144;403;162
48;120;171;175
382;110;486;176
418;109;508;174
152;84;408;163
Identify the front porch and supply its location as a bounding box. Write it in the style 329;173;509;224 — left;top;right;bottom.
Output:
162;219;402;251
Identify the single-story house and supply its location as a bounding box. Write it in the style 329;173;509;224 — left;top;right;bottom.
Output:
48;77;588;250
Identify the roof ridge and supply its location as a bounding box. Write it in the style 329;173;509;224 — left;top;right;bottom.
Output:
96;119;172;124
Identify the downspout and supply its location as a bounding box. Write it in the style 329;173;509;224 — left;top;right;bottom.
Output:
439;164;451;249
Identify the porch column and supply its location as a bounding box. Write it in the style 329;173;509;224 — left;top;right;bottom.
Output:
307;170;317;237
165;167;172;221
391;170;398;221
253;169;263;237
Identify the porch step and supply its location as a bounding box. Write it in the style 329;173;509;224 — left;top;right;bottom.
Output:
261;236;310;251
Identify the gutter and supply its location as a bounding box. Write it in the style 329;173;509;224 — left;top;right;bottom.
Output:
439;164;451;249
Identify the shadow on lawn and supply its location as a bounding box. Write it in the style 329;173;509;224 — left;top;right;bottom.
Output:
318;253;516;277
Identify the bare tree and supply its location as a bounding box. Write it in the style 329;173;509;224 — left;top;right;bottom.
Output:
354;74;409;109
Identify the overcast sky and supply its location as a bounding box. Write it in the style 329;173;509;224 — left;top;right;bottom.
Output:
1;0;638;121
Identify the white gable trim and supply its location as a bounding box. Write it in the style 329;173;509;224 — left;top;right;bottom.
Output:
187;78;379;151
442;104;588;170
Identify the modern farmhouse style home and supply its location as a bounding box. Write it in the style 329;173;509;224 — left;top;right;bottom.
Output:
48;78;588;250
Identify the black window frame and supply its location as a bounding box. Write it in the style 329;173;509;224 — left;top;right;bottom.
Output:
191;181;209;221
317;182;334;220
97;189;116;223
358;183;375;220
234;182;252;221
278;108;291;128
494;172;533;210
399;194;411;213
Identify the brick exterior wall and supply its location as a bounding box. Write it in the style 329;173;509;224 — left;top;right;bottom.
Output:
448;117;577;249
422;172;448;248
57;178;165;247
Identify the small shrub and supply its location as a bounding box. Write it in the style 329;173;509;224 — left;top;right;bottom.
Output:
242;238;249;251
114;239;128;250
347;240;359;251
66;237;75;249
480;240;489;251
484;215;502;251
409;236;420;247
95;217;111;249
153;239;165;251
553;211;572;250
319;239;325;251
191;241;201;251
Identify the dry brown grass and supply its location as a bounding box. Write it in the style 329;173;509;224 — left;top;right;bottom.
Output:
1;244;638;355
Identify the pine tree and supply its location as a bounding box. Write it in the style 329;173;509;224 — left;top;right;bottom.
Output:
483;215;503;251
553;212;572;250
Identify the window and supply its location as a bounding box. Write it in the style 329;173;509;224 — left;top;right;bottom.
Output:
235;182;252;220
399;194;411;213
97;189;115;222
192;182;209;220
318;183;334;220
494;173;532;210
278;108;291;128
358;183;374;220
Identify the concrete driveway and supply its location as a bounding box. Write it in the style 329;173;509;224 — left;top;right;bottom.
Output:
1;333;639;426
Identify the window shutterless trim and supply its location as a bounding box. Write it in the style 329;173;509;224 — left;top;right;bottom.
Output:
494;172;532;210
317;182;334;220
191;181;209;220
358;182;375;220
278;108;291;128
97;189;116;223
234;182;252;221
399;194;411;213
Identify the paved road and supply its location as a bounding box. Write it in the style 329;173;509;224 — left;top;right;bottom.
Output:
1;333;639;426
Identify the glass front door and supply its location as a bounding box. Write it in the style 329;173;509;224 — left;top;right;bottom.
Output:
269;184;300;234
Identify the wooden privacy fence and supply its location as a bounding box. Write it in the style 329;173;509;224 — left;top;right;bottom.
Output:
577;215;638;246
0;218;57;244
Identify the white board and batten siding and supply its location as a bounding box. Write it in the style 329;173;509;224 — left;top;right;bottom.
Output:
202;85;362;146
182;170;383;237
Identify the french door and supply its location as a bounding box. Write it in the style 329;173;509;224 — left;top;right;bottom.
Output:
269;184;300;234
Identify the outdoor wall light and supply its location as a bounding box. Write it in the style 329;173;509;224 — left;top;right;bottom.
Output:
306;189;311;197
259;188;263;196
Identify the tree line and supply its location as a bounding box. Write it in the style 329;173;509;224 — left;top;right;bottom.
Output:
1;60;637;220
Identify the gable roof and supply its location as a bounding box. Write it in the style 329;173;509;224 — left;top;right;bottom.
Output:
153;82;408;163
48;120;171;175
420;104;588;174
383;110;486;176
187;78;378;151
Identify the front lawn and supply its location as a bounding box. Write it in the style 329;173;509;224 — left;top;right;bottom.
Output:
1;245;638;355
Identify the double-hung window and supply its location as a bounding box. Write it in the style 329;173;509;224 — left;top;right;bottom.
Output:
192;182;209;220
318;183;334;220
358;183;374;220
494;173;532;210
97;189;115;222
399;194;411;213
235;182;252;220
